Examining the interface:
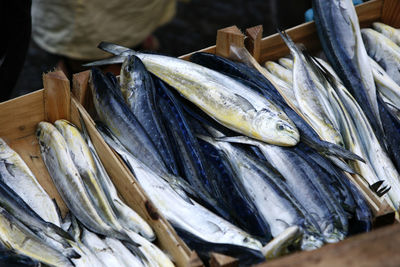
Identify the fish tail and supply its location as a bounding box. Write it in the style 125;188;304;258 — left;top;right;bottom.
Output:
97;42;133;55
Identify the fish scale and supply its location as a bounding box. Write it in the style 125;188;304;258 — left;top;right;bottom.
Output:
120;56;180;176
313;0;383;138
189;52;363;162
86;43;300;146
154;78;231;220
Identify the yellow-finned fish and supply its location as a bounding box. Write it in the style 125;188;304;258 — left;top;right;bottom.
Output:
0;138;61;226
86;43;300;146
54;120;155;241
279;31;343;146
361;28;400;85
0;207;73;267
373;22;400;47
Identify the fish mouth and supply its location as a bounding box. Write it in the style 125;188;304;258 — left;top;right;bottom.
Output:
300;234;324;251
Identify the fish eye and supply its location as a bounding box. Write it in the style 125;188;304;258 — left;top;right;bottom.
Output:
277;124;284;131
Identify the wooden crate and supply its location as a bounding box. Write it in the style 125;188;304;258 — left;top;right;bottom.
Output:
0;71;195;267
69;0;400;266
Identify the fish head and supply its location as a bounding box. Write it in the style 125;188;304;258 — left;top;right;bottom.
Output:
120;55;146;91
252;109;299;146
35;122;59;151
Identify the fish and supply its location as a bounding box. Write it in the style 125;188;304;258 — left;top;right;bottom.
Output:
214;135;347;243
65;215;106;267
372;22;400;46
90;67;167;176
80;227;127;267
278;57;294;70
0;243;40;267
90;68;193;201
262;226;303;259
0;206;73;267
87;43;300;146
38;122;173;266
54;120;126;233
199;128;324;250
54;119;155;241
264;61;293;86
104;238;147;267
0;138;61;226
76;113;155;241
319;63;400;209
369;57;400;108
313;0;383;138
120;56;179;176
279;30;344;146
189;51;363;162
191;119;272;240
0;178;77;258
36;121;124;239
95;123;265;264
154;77;232;220
361;28;400;85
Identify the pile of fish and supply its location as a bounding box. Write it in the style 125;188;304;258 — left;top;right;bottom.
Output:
82;3;400;263
0;0;397;265
0;119;174;266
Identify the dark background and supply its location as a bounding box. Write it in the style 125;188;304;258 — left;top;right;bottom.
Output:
12;0;311;98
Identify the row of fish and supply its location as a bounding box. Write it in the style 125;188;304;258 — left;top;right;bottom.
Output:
0;118;174;266
84;21;377;264
74;0;400;264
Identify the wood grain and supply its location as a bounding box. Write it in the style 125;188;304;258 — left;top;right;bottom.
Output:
216;26;245;59
179;45;216;61
210;253;238;267
72;70;90;105
382;0;400;27
245;25;263;62
256;223;400;267
43;71;70;123
0;90;44;142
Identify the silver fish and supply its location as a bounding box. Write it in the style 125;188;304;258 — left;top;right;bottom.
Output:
0;206;72;267
373;22;400;47
87;43;300;146
361;28;400;85
0;138;61;226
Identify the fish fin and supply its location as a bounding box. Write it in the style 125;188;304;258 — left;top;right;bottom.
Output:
97;42;132;55
52;198;62;226
277;29;299;55
4;162;15;177
321;141;365;162
215;136;260;146
83;55;126;67
234;94;256;112
123;241;149;265
326;155;359;175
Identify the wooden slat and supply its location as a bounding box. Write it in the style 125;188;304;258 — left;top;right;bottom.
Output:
187;251;205;267
216;26;245;59
72;70;90;105
210;253;238;267
0;90;45;141
382;0;400;27
245;25;263;62
179;45;216;61
255;223;400;267
43;71;71;123
257;0;383;63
